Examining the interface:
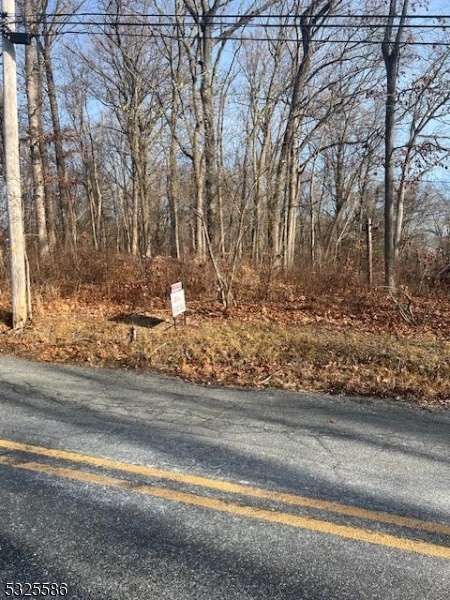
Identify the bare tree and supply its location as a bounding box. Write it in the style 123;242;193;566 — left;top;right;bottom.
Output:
180;0;280;255
393;45;450;264
62;60;105;251
21;0;50;258
77;0;166;256
35;1;83;250
381;0;410;287
267;0;347;268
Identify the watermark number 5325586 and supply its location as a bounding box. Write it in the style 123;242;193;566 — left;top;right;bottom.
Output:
4;583;68;597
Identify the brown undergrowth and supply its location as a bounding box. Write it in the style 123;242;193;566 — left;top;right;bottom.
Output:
0;254;449;410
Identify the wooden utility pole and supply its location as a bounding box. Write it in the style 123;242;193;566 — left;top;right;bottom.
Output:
2;0;29;329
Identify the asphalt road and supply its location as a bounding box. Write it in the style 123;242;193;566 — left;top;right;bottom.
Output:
0;355;449;600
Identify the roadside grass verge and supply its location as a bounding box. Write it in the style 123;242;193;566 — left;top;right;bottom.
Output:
0;292;448;410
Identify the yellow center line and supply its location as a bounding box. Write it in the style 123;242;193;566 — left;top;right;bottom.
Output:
0;454;449;560
0;438;449;538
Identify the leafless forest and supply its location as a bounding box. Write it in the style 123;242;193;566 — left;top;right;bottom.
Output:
2;1;450;304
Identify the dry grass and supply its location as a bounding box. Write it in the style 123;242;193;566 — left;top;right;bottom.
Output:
0;277;449;409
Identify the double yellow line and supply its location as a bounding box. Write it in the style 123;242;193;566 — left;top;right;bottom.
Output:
0;438;449;560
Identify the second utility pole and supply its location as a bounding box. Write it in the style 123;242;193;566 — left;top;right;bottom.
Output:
2;0;29;329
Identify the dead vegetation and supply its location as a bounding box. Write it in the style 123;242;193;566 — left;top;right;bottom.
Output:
0;253;449;410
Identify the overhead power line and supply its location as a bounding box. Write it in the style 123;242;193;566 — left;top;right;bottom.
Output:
19;20;450;30
27;26;450;46
31;31;450;46
14;11;450;27
11;11;450;45
14;12;450;20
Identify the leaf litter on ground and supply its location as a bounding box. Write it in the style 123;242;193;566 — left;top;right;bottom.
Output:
0;284;449;411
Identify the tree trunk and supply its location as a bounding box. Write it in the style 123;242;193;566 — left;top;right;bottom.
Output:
199;16;220;254
167;86;181;259
384;55;396;288
284;149;299;269
35;49;57;250
41;36;76;249
25;37;49;258
382;0;410;287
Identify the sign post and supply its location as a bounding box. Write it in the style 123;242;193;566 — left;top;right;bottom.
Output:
170;282;186;328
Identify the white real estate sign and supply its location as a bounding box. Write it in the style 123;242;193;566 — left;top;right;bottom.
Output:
170;282;186;317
